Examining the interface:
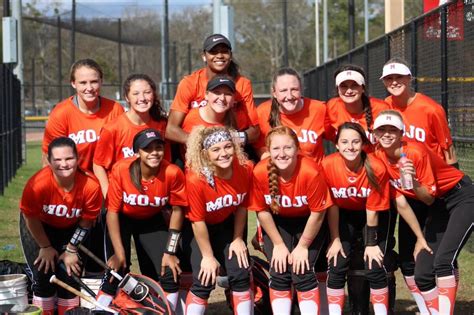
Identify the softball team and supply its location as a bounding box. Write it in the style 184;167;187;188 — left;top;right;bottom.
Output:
23;43;472;314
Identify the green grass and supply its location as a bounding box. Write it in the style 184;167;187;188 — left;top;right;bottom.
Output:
1;141;473;313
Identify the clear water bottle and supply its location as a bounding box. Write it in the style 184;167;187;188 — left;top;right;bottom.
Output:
398;153;413;190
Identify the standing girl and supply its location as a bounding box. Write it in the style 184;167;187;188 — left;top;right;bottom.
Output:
325;64;390;146
184;126;253;315
104;128;187;310
254;67;326;164
20;137;102;314
249;126;333;315
373;110;473;315
166;34;259;146
93;74;169;197
322;122;392;314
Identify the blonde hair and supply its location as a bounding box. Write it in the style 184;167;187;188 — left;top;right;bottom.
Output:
185;125;247;176
265;126;300;215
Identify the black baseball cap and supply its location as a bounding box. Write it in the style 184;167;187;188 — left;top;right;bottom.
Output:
133;128;165;152
203;34;232;52
206;76;236;92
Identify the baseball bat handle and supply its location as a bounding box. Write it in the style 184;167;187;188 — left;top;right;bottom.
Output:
50;275;117;313
78;244;123;281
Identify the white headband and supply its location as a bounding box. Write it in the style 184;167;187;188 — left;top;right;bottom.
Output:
380;63;412;79
373;113;404;131
335;70;365;87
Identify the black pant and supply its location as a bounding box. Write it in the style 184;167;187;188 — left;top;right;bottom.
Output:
327;209;390;290
21;221;79;299
102;213;178;295
434;176;474;278
187;215;251;299
264;215;327;292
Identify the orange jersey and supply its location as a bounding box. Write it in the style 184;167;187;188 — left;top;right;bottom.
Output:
248;155;333;217
254;98;327;164
20;167;102;229
325;97;390;144
43;96;124;171
170;68;259;126
107;158;188;220
186;160;253;225
374;142;464;199
181;107;251;134
93;113;170;172
322;153;390;211
385;93;453;160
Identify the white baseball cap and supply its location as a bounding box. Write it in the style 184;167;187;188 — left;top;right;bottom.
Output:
373;112;404;131
380;63;412;79
335;70;365;87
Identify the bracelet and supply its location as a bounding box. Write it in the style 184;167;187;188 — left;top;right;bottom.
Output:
165;229;181;255
364;225;378;246
299;234;314;246
40;245;52;249
65;246;78;254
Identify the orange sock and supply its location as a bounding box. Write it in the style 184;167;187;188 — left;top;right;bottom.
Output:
420;287;439;315
32;295;55;315
184;291;208;315
269;288;292;315
297;287;320;315
370;287;389;315
326;287;345;315
232;290;252;315
404;275;430;314
57;296;79;315
438;275;457;315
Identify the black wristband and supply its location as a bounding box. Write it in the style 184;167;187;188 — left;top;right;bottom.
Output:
165;229;181;255
69;226;90;246
364;225;378;246
449;162;460;170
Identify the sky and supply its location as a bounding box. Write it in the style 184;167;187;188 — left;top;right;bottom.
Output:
24;0;214;18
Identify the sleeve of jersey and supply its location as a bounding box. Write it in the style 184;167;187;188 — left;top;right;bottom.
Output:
247;171;268;212
413;150;438;197
252;106;268;150
185;175;207;222
169;167;188;207
81;177;103;220
306;171;333;212
93;127;115;169
323;104;336;142
19;179;42;216
366;164;390;211
106;166;124;213
238;79;259;126
170;77;193;114
42;108;67;153
430;107;453;149
240;163;255;208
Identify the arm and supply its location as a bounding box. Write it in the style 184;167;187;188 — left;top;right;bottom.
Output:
257;210;290;273
93;163;109;198
59;218;94;276
244;125;260;144
400;159;435;205
291;210;326;274
443;144;458;166
192;221;220;286
106;211;127;271
326;205;346;266
228;207;249;268
364;210;384;269
161;206;184;282
165;110;189;144
395;195;433;259
22;213;58;274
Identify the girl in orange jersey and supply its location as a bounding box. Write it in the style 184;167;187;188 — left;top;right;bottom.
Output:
380;57;458;166
93;74;169;197
373;110;473;315
43;59;124;172
322;122;394;314
249;126;333;315
20;137;102;314
325;64;390;146
101;128;187;310
183;126;253;315
253;67;326;164
166;34;259;146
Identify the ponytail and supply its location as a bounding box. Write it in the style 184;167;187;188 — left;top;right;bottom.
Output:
267;159;280;215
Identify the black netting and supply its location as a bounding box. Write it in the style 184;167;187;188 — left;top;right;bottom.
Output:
367;39;386;98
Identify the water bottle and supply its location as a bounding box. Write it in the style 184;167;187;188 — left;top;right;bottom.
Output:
398;153;413;190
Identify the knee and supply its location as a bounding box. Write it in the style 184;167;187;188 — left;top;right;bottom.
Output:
433;256;455;278
228;268;250;292
399;260;415;277
269;271;292;291
414;267;436;292
160;268;180;293
292;271;317;292
365;268;387;290
327;260;349;289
